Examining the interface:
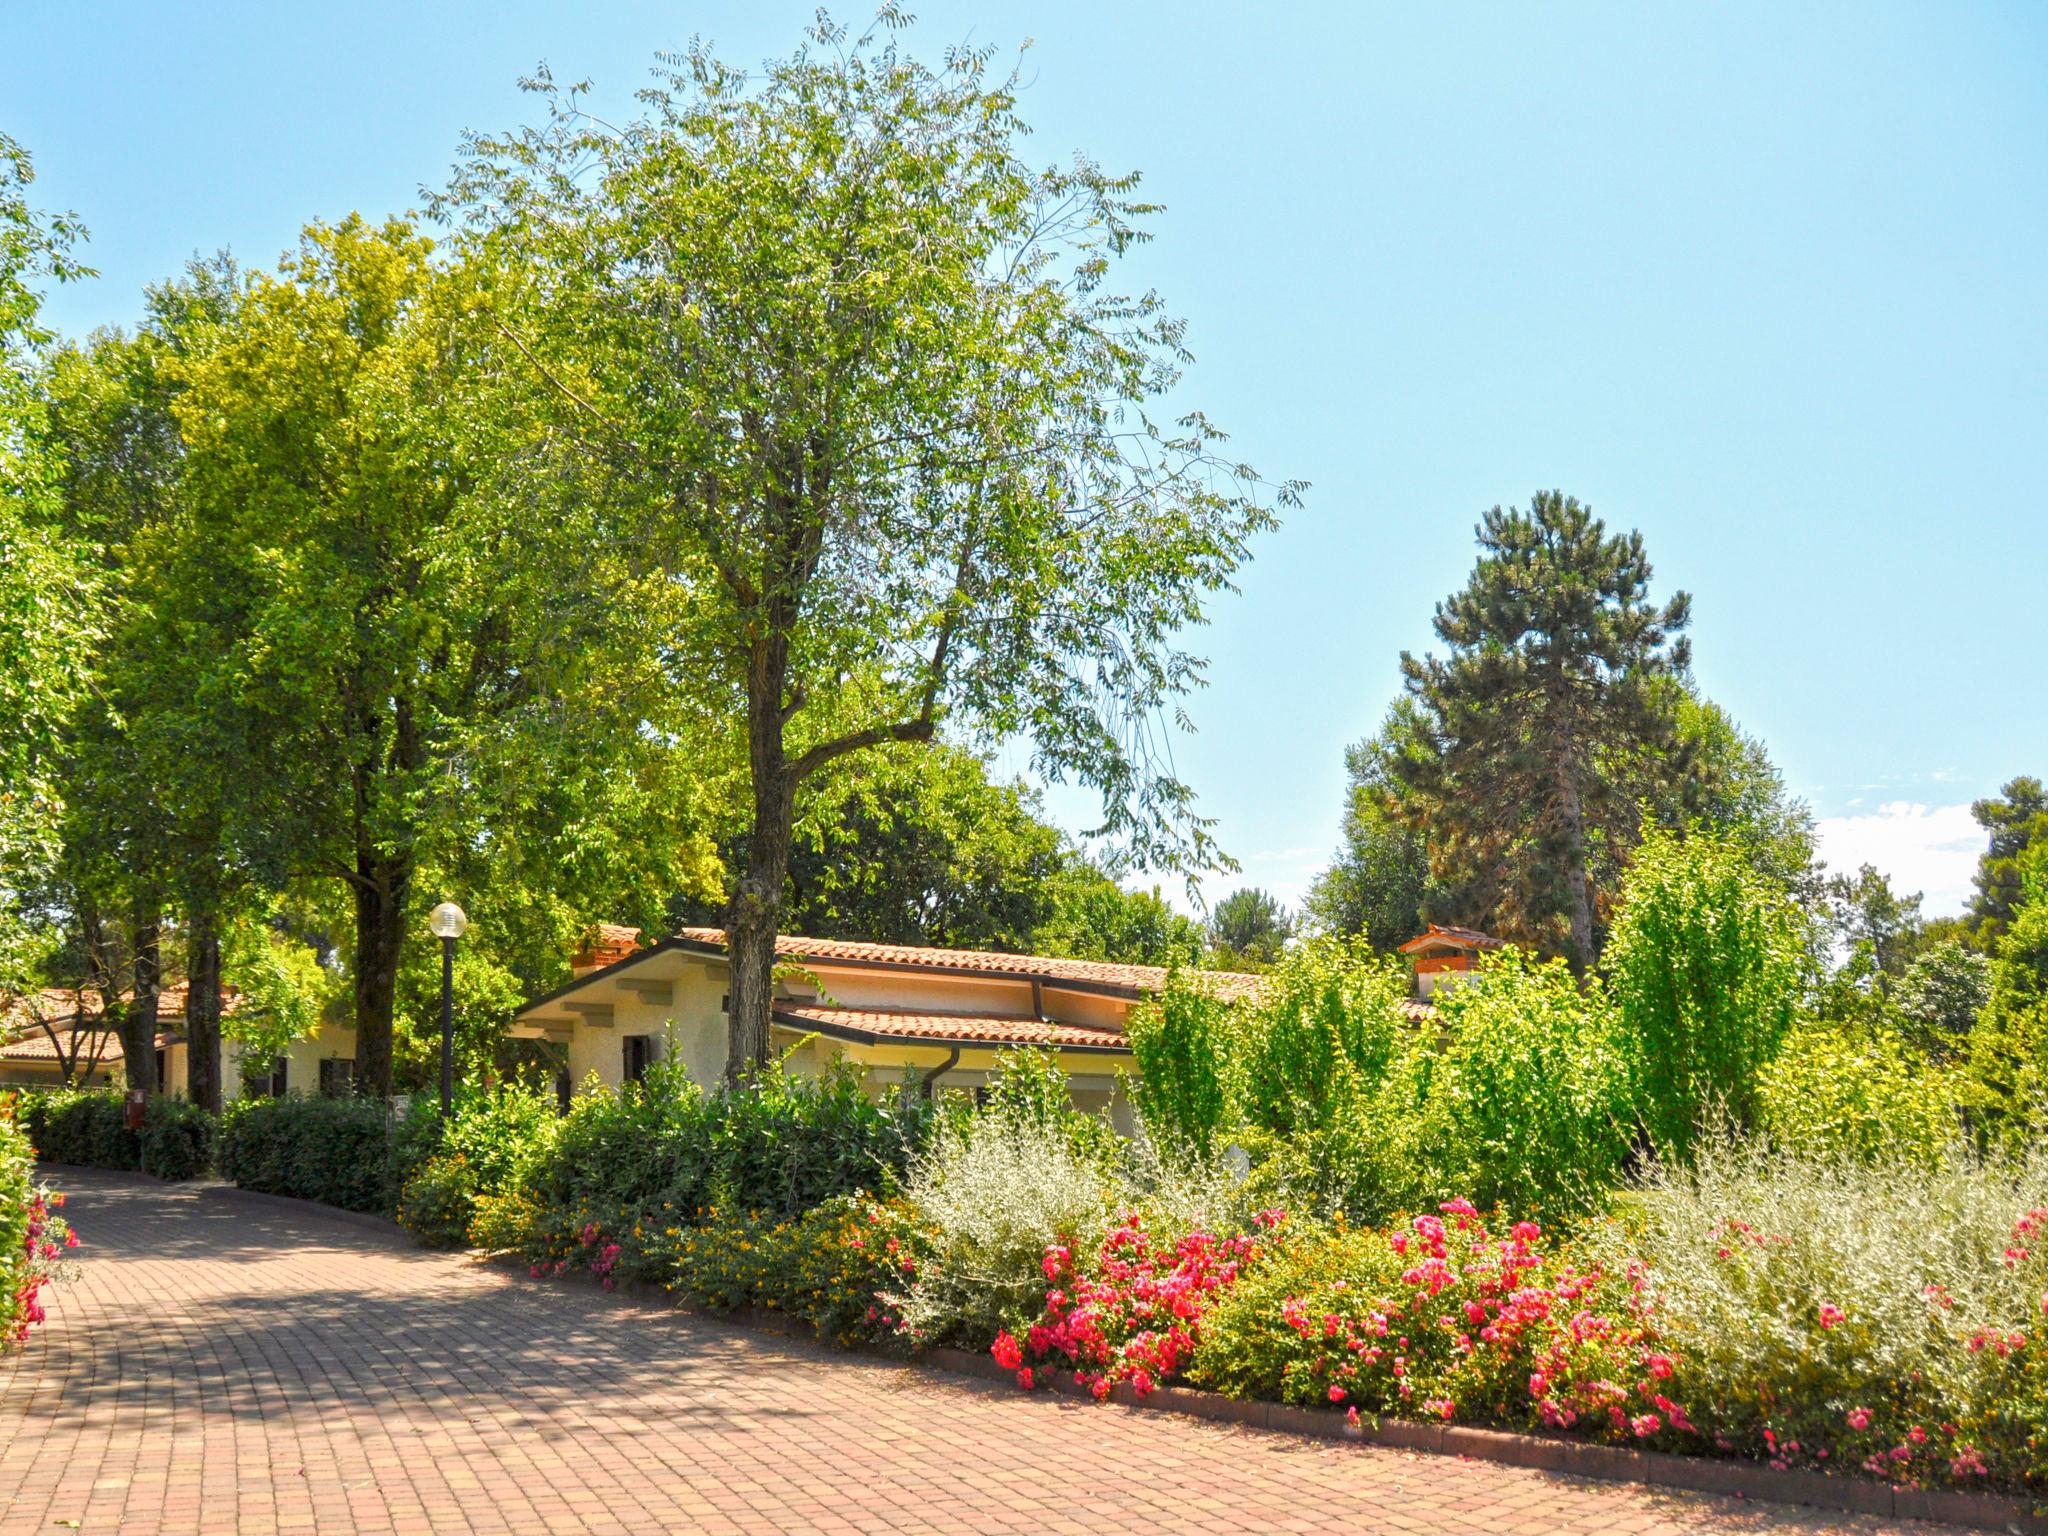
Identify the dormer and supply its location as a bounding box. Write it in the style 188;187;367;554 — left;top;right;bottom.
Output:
1397;924;1504;999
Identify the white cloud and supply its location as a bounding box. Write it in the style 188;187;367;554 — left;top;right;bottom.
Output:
1814;801;1982;916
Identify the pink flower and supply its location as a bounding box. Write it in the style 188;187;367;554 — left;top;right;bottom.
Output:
1631;1413;1662;1439
1328;1385;1347;1403
991;1330;1025;1371
1847;1407;1871;1431
1907;1425;1927;1446
1529;1372;1549;1398
1016;1368;1034;1390
1345;1405;1361;1429
1817;1303;1846;1330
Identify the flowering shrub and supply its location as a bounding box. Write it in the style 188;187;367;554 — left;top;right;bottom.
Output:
1188;1200;1684;1441
2;1096;77;1347
999;1208;1261;1398
889;1083;1117;1347
1589;1139;2048;1488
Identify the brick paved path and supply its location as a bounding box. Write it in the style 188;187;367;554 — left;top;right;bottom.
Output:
0;1170;1977;1536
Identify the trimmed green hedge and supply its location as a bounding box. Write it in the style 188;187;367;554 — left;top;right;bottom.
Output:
218;1095;397;1213
15;1089;216;1180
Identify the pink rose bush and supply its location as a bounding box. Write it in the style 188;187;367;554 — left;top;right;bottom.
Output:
1184;1200;1687;1441
3;1097;77;1348
996;1210;1259;1399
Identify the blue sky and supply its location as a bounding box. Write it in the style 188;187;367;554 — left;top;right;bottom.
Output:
10;2;2044;915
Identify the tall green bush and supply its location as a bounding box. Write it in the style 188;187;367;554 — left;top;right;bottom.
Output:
1426;950;1633;1215
1604;822;1803;1157
1756;1024;1961;1165
1125;975;1233;1153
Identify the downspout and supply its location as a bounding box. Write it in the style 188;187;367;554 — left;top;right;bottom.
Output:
920;1045;961;1101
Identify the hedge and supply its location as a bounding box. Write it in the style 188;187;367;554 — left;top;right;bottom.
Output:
15;1089;216;1180
217;1095;399;1213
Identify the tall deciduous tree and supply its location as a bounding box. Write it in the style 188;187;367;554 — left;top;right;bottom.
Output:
0;133;98;907
166;215;697;1096
1393;491;1693;970
441;21;1295;1075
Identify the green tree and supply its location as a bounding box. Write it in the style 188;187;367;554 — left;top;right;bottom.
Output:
1392;492;1693;970
1206;887;1293;967
754;744;1067;951
1968;776;2047;946
1032;871;1206;969
1604;821;1804;1159
1893;936;1990;1059
165;216;715;1096
1304;703;1438;949
1125;972;1235;1153
1823;863;1925;979
0;133;98;898
438;20;1295;1076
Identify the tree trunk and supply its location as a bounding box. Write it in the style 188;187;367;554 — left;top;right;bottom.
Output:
185;910;223;1115
352;853;412;1099
725;621;799;1082
125;907;161;1095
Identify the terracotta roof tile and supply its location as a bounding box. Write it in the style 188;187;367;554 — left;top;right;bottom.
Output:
1396;924;1505;955
772;1004;1130;1053
0;1026;185;1063
675;927;1264;1001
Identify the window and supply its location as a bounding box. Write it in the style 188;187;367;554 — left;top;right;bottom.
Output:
623;1035;654;1086
555;1067;572;1117
154;1048;167;1088
318;1057;354;1098
255;1057;288;1098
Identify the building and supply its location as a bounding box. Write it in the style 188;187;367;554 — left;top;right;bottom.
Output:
0;982;358;1100
1396;924;1506;1000
510;924;1266;1120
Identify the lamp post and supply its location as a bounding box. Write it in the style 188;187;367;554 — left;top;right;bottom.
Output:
427;901;468;1116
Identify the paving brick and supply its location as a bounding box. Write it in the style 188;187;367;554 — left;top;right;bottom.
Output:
0;1169;1978;1535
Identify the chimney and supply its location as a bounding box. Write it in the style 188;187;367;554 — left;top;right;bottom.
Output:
570;923;643;977
1397;924;1503;1000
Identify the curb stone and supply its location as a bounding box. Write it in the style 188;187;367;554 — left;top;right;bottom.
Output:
917;1345;2046;1535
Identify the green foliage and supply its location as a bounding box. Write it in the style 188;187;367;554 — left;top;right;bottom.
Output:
1756;1025;1961;1165
218;1094;396;1212
438;20;1294;1071
0;1095;72;1348
1206;888;1292;967
1033;873;1207;969
1126;976;1234;1153
0;134;100;896
1303;703;1439;951
1969;776;2047;944
1894;937;1991;1058
1824;862;1925;980
1391;492;1694;968
663;1192;922;1347
1427;951;1633;1216
775;744;1069;951
1238;939;1411;1140
396;1153;479;1249
14;1088;215;1179
1605;822;1804;1158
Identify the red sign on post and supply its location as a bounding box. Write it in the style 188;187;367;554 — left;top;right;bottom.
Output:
124;1088;146;1130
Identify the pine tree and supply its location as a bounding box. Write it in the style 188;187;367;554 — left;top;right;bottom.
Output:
1393;491;1692;969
